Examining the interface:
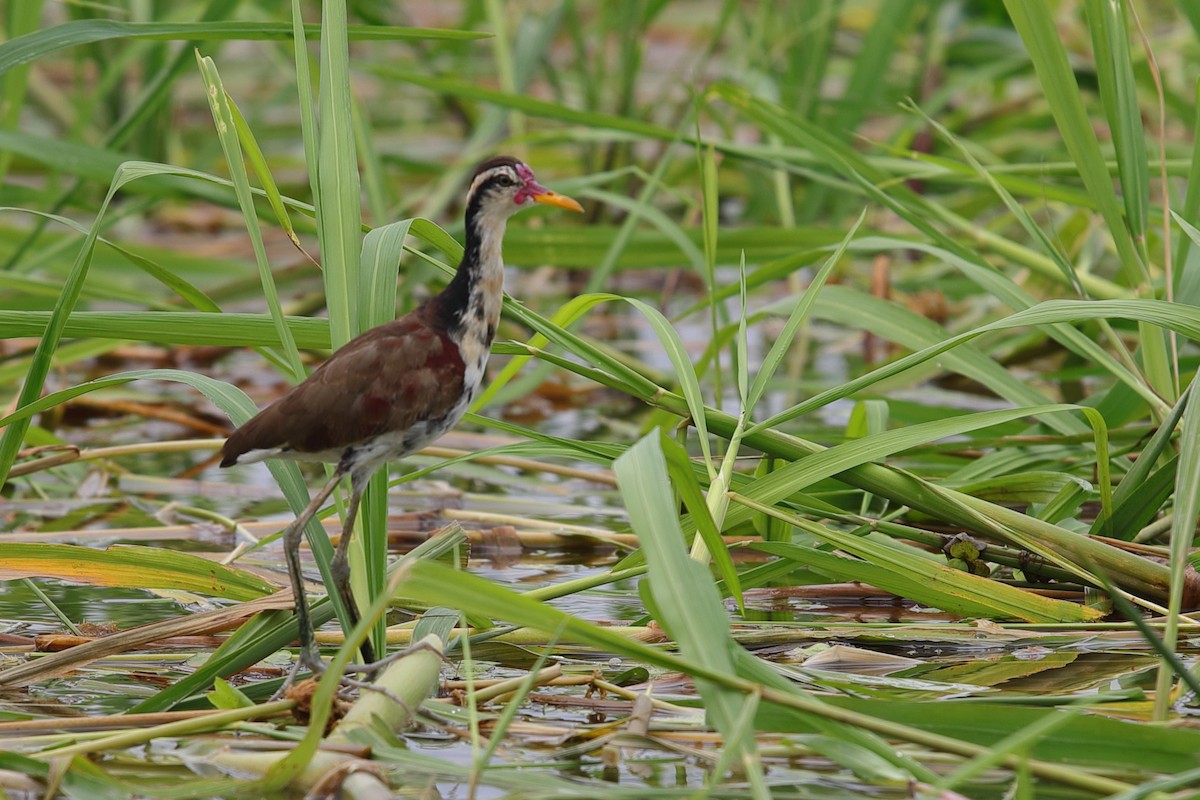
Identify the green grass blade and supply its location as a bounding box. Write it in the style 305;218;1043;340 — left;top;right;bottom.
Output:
659;434;742;606
0;0;242;273
709;89;1157;420
746;211;862;411
399;560;1116;790
1001;0;1144;286
732;404;1094;525
225;94;305;253
0;0;43;185
525;318;1169;602
290;0;319;227
0;20;485;75
1174;79;1200;302
376;66;677;141
0;207;219;312
359;219;414;329
905;100;1084;296
754;296;1200;437
584;147;679;294
0;159;134;483
483;0;522;143
584;188;705;269
626;298;713;477
735;253;749;407
357;223;414;620
1152;374;1200;718
196;53;304;380
352;95;389;225
0;543;274;601
709;83;1131;300
1;366;350;663
506;293;662;400
314;0;361;346
1094;384;1188;537
933;705;1086;792
473;293;605;410
1085;0;1148;247
699;143;722;405
613;433;746;737
749;529;1094;623
801;0;917;216
0;310;330;349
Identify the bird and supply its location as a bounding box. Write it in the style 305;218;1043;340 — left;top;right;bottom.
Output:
219;156;583;673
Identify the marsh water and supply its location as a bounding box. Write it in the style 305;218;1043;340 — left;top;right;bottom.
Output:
0;329;1179;799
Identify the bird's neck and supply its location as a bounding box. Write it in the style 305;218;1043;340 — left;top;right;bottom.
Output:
435;211;507;351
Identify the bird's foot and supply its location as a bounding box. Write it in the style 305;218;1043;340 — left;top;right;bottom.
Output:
300;642;327;674
268;643;326;701
342;637;454;676
271;660;309;701
274;640;448;708
296;646;366;700
289;643;427;706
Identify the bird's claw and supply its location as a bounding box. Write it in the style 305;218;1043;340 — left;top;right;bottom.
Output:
343;638;454;675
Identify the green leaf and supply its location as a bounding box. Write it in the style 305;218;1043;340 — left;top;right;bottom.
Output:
0;310;330;348
817;696;1200;775
1085;0;1148;245
0;158;138;483
755;297;1200;436
377;66;676;142
659;434;742;606
613;433;746;736
314;0;362;346
0;543;274;601
1154;373;1200;717
225;94;304;252
196;52;304;380
747;211;862;411
0;207;219;312
0;20;485;75
750;529;1097;623
360;219;414;329
0;0;43;185
1001;0;1144;285
626;298;713;476
207;678;256;710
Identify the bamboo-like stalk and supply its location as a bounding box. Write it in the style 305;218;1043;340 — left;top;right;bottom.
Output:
315;625;664;647
207;634;444;798
645;388;1177;602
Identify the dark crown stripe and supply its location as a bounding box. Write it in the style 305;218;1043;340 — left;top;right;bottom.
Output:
473;155;521;176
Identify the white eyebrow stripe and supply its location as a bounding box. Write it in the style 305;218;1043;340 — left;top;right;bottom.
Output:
468;166;518;200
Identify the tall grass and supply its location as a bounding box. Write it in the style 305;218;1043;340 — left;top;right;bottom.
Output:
1;2;1199;797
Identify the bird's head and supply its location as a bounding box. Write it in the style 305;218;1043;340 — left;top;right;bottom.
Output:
466;156;583;224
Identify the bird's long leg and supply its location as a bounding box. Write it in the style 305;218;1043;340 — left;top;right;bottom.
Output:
330;472;378;667
282;468;345;673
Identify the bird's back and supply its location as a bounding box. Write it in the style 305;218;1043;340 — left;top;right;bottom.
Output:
220;307;467;470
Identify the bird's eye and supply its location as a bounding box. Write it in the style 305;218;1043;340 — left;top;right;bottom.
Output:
496;175;516;187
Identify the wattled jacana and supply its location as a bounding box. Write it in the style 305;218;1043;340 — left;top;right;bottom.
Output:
220;156;583;671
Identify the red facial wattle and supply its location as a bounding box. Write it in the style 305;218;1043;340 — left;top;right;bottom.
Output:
512;163;583;212
514;179;550;205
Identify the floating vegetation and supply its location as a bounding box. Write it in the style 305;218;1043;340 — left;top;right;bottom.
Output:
2;2;1200;798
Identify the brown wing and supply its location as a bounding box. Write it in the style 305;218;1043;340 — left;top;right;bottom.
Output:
220;312;465;466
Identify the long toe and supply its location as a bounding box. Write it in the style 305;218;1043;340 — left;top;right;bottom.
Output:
300;645;327;675
344;639;453;676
